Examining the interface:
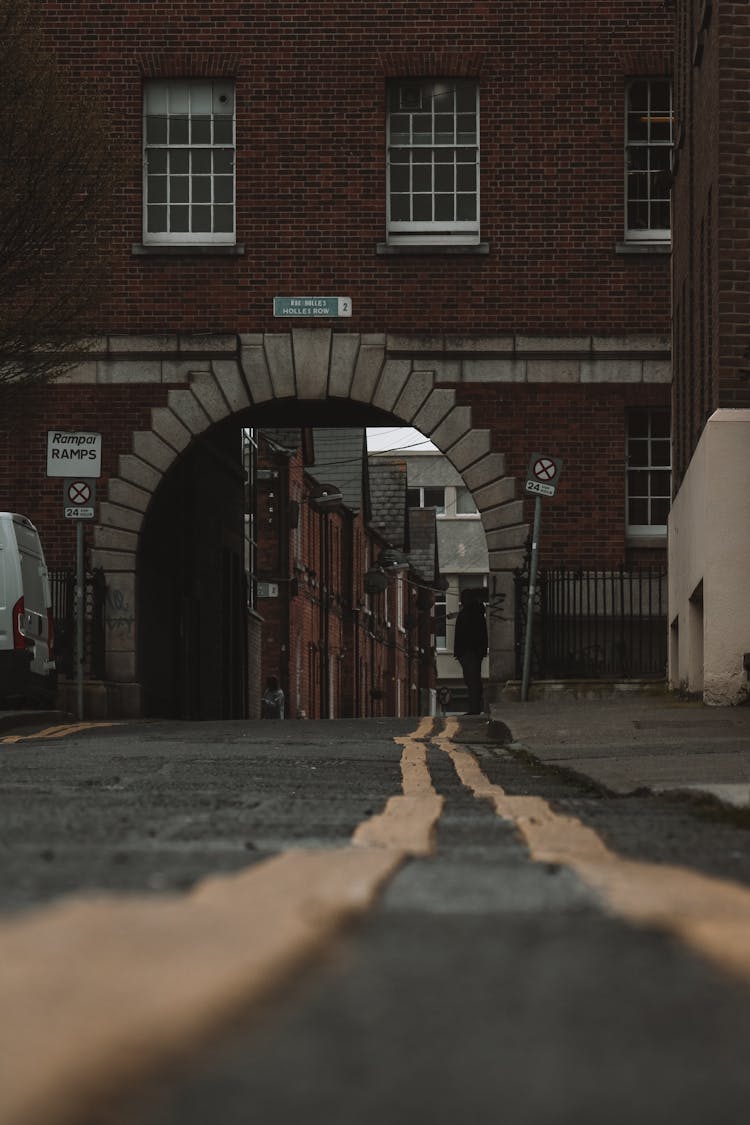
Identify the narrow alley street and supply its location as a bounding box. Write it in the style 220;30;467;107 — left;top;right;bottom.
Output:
2;708;750;1124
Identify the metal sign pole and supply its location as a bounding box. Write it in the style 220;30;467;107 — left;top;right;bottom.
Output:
520;495;542;703
75;519;85;720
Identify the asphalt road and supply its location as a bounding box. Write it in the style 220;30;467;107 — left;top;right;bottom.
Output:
0;718;417;911
3;716;750;1125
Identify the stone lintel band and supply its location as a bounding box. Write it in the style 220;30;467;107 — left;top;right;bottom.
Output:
56;332;671;387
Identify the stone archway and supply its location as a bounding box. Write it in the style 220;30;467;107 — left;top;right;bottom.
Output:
92;330;527;714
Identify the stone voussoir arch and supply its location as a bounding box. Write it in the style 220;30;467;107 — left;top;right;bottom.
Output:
92;329;528;693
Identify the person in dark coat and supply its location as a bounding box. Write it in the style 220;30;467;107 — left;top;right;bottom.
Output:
261;675;285;719
453;588;488;715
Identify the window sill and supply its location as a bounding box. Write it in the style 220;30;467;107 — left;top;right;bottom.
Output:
377;242;490;256
132;243;245;257
615;241;671;256
626;532;667;548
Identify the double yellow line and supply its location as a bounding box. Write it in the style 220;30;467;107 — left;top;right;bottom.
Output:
2;722;116;745
436;717;750;987
0;717;443;1125
2;715;750;1125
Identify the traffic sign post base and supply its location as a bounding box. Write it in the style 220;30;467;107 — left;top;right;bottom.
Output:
521;496;542;703
521;453;563;703
61;479;97;720
75;519;85;721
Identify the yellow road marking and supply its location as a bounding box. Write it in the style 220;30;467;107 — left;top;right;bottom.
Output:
438;718;750;987
0;718;439;1125
352;721;444;855
0;848;403;1125
2;722;116;745
1;724;76;745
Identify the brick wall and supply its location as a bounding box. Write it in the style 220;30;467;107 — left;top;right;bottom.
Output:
17;0;675;570
672;0;750;482
0;375;670;586
38;0;671;338
0;383;168;568
255;436;425;719
456;381;670;567
247;611;262;719
0;2;677;713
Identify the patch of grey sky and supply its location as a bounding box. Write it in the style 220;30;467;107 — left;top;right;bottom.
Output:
366;427;437;453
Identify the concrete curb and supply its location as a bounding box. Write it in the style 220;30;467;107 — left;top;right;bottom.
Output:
501;737;750;818
488;696;750;816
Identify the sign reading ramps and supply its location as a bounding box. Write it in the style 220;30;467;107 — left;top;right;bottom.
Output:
47;431;102;478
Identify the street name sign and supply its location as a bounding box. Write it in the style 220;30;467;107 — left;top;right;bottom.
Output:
63;477;96;520
524;453;563;498
47;431;102;478
273;297;352;318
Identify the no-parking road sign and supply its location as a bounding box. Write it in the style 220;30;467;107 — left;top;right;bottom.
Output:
524;453;563;498
63;477;96;519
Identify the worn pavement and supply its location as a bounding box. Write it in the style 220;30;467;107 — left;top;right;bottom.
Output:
3;692;750;814
490;692;750;813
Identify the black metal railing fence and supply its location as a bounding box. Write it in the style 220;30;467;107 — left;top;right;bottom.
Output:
515;565;667;680
49;568;106;679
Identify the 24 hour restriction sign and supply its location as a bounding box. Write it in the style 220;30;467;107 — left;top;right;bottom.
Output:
525;453;563;498
63;477;96;519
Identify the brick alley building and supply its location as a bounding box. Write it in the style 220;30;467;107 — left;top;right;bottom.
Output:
668;0;750;704
255;429;439;719
0;2;673;716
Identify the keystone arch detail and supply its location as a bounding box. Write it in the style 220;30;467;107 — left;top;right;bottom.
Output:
92;330;527;693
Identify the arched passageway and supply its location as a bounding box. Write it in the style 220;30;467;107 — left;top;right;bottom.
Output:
138;419;246;718
92;330;525;717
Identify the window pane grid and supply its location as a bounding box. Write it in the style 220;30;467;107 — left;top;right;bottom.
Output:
626;79;672;239
388;79;479;236
144;80;235;242
627;409;671;530
389;148;478;224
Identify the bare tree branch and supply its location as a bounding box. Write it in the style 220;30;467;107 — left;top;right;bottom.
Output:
0;0;118;386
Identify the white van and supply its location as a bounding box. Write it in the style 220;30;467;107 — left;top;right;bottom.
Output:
0;513;57;704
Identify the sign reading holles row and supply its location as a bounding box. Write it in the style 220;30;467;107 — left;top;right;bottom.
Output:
273;297;352;318
47;431;102;478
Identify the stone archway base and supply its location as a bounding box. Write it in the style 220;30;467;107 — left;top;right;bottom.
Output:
83;330;526;716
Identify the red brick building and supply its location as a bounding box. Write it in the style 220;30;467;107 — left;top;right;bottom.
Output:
0;2;673;715
668;0;750;704
255;429;438;719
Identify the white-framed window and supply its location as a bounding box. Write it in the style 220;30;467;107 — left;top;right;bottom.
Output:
387;78;479;246
625;78;672;242
143;79;235;245
407;485;446;514
454;486;477;515
627;408;671;535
